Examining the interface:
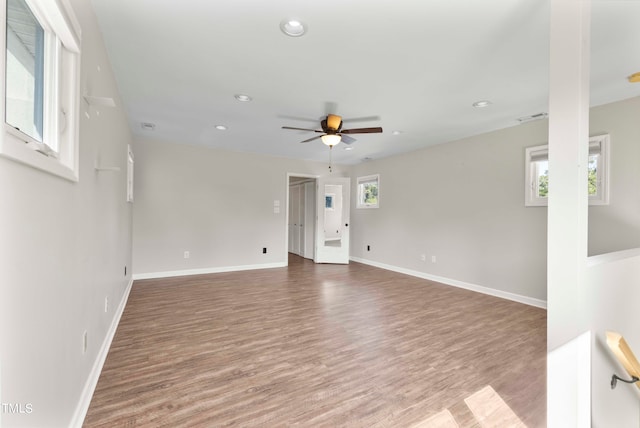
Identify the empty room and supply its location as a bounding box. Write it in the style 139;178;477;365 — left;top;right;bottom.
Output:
2;0;640;427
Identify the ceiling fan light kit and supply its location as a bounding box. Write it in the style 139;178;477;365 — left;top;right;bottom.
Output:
321;134;342;146
628;72;640;83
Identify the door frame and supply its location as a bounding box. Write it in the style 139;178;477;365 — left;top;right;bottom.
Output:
285;173;319;266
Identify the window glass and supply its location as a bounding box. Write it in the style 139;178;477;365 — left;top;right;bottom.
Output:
357;174;380;208
535;160;549;198
588;153;598;197
5;0;45;142
525;135;609;206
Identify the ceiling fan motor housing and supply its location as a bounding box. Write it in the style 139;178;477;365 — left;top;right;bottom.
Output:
321;117;342;134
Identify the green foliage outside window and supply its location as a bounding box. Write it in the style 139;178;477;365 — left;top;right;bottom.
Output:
537;155;598;197
363;183;378;205
538;171;549;197
587;157;598;196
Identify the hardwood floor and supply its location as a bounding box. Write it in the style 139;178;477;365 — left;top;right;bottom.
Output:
84;255;546;427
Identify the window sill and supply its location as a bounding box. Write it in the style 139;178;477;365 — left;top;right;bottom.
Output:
0;131;78;181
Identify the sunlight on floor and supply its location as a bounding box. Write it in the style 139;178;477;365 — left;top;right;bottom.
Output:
412;385;527;428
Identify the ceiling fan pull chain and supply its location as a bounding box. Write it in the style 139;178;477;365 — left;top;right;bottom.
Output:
328;146;333;173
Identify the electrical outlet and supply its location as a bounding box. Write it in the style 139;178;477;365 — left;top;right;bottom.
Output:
420;254;426;262
184;251;190;259
104;297;109;313
83;331;88;354
431;255;437;263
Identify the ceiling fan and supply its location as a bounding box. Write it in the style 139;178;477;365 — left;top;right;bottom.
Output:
282;114;383;147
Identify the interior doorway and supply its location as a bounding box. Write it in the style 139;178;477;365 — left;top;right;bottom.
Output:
287;174;317;260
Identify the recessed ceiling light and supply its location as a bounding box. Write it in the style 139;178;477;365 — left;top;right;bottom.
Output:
141;122;155;131
215;125;227;131
234;94;252;102
472;100;492;108
280;19;307;37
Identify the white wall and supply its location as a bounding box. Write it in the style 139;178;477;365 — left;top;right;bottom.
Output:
350;120;549;302
0;0;133;426
132;138;348;277
349;96;640;304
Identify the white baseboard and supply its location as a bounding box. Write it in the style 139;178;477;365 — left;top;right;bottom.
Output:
350;256;547;309
69;277;134;428
132;262;287;280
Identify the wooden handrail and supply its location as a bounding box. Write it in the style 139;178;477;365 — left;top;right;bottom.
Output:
606;331;640;389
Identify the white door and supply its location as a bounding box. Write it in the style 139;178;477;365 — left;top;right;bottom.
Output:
315;177;350;264
288;184;301;255
302;181;316;259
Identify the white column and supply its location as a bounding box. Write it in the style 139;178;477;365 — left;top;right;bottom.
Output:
547;0;591;426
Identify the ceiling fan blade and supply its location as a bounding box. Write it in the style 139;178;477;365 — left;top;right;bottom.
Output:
342;115;381;123
282;126;323;132
326;114;342;130
278;114;318;123
340;134;357;145
340;127;383;134
300;135;324;143
324;101;338;116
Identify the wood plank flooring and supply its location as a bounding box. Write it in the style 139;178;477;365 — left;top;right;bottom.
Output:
84;255;546;427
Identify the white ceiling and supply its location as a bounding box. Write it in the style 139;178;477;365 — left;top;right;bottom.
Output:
90;0;640;165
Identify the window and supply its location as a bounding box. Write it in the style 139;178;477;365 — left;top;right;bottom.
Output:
1;0;81;180
357;174;380;209
525;134;610;206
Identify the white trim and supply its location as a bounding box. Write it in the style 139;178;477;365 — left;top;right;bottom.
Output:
132;262;287;280
350;256;547;309
586;247;640;267
69;278;134;428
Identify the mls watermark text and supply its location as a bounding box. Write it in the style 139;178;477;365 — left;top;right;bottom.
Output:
2;402;33;414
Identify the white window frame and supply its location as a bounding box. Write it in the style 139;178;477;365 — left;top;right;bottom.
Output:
357;174;380;209
525;134;610;207
1;0;81;181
